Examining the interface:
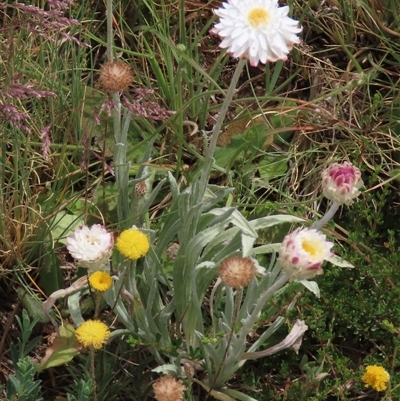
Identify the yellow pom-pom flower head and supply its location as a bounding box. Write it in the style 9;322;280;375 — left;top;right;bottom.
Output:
75;320;110;350
116;229;150;260
362;365;390;392
89;271;113;292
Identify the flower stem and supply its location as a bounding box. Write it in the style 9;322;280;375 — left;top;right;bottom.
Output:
198;59;247;199
313;201;340;230
206;287;243;400
106;0;129;225
90;346;98;401
238;274;289;342
94;292;102;319
106;0;113;63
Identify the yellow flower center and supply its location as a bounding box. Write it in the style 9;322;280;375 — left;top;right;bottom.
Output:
302;239;321;257
84;233;101;245
248;8;270;27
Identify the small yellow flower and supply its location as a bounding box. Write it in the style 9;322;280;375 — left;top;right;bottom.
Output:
116;229;150;260
75;320;110;350
362;365;390;392
89;271;113;292
153;374;186;401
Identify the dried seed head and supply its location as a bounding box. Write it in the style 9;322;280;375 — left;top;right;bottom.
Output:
135;181;148;197
218;256;256;288
99;61;134;92
183;362;195;379
153;375;186;401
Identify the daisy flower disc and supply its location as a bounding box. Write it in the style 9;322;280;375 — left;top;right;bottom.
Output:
210;0;302;66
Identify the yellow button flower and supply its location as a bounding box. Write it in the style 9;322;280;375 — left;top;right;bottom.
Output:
89;271;113;292
362;365;390;392
116;229;150;260
75;320;110;350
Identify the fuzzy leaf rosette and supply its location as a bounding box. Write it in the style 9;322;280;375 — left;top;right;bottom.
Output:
66;224;113;272
278;228;334;281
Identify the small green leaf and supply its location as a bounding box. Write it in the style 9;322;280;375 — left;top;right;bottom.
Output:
51;212;85;244
327;255;354;268
17;289;50;323
37;324;80;372
258;156;287;181
299;280;320;297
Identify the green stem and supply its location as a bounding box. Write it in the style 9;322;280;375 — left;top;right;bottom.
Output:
313;201;340;230
94;292;102;319
206;287;243;399
198;59;247;199
90;346;98;401
106;0;128;225
238;274;289;342
106;0;114;63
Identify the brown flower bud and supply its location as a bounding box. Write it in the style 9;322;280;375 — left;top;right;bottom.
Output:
99;61;134;92
153;375;186;401
135;181;148;197
218;256;256;288
183;362;195;379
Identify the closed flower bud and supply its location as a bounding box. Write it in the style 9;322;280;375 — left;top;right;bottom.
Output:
321;162;363;205
218;256;256;288
99;61;134;92
278;228;334;281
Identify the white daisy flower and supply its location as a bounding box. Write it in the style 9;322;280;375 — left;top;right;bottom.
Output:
278;228;334;281
66;224;113;270
210;0;302;66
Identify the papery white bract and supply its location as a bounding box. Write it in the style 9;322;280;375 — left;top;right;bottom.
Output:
321;162;363;205
66;224;113;270
210;0;302;66
278;228;334;281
